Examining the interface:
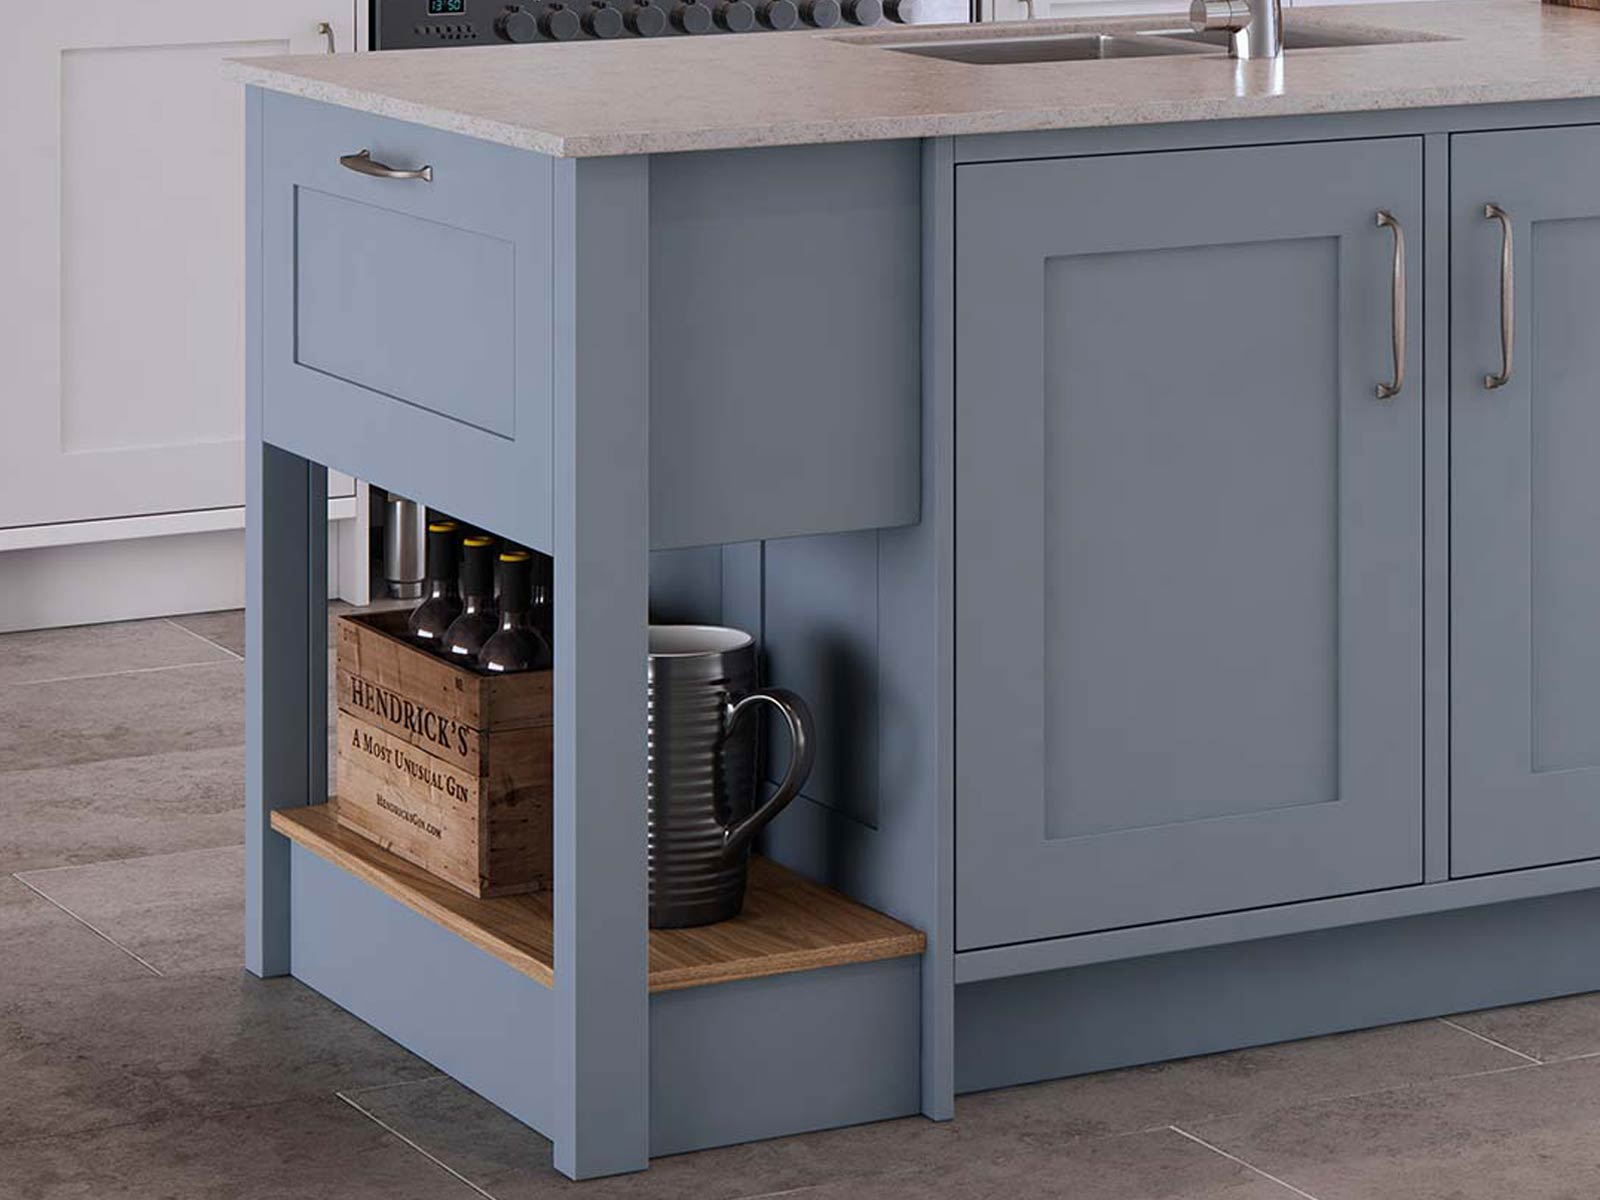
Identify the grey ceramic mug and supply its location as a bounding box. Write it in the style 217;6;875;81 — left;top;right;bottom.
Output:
647;625;816;928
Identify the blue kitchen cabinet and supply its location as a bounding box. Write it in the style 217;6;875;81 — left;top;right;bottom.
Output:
954;140;1425;948
244;68;1600;1172
1451;126;1600;877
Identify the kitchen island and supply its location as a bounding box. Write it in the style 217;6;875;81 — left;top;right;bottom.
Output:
232;0;1600;1178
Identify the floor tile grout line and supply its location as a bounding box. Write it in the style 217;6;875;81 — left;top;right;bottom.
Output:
163;617;245;662
16;843;246;881
1436;1016;1543;1064
9;874;165;978
338;1091;499;1200
2;656;240;689
1169;1125;1325;1200
1116;1055;1547;1141
1547;1047;1600;1064
339;1073;452;1100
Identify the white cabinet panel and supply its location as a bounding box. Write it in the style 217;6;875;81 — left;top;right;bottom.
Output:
0;0;356;530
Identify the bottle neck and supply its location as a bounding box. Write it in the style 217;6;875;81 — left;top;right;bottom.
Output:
426;578;459;602
461;591;494;614
498;604;533;632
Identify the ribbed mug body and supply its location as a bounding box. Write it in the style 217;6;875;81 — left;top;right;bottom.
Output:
647;630;760;928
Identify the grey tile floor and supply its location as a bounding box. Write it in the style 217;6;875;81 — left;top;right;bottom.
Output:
5;612;1600;1198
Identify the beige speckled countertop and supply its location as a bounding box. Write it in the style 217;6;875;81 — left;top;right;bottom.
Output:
226;0;1600;156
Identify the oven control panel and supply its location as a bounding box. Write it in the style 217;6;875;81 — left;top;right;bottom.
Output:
371;0;960;47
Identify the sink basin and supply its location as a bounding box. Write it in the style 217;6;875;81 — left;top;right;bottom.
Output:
1135;24;1417;50
872;22;1439;65
880;32;1214;65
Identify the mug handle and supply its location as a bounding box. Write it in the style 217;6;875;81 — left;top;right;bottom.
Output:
719;687;816;863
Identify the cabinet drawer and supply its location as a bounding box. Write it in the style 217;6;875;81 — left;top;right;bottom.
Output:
260;93;553;547
295;188;516;438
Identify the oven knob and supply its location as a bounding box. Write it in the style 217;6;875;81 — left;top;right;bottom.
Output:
541;3;583;36
584;1;626;35
497;4;540;40
799;0;840;24
672;1;713;30
842;0;881;21
757;0;798;26
626;0;668;33
715;0;756;28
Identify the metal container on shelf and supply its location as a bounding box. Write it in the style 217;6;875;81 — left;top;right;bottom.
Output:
383;493;427;600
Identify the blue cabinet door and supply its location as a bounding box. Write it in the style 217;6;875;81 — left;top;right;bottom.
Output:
955;140;1424;949
1451;127;1600;877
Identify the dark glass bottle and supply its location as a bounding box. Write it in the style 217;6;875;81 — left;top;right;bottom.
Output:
406;520;464;648
478;550;553;674
531;552;554;645
442;535;500;664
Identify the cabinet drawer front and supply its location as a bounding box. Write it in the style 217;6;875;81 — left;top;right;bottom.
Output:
260;93;553;547
1451;126;1600;876
295;188;516;437
954;139;1424;949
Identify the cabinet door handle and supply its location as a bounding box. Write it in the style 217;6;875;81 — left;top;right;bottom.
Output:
338;149;434;183
1376;210;1405;401
317;20;337;52
1484;203;1514;390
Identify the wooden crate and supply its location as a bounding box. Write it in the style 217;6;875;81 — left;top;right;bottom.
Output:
334;609;552;898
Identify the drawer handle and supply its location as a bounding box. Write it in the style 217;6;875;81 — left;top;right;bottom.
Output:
1375;209;1405;401
1484;203;1514;390
338;149;433;183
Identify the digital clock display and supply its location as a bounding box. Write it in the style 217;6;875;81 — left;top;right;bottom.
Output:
427;0;465;13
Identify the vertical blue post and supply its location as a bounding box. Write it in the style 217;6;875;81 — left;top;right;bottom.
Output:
244;85;329;978
550;154;652;1179
906;136;957;1120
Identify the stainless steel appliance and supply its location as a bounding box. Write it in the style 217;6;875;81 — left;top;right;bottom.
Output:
370;0;968;49
646;625;814;928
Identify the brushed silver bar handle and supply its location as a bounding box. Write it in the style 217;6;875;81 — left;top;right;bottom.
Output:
317;20;337;52
1376;209;1405;401
338;149;433;183
1484;203;1514;390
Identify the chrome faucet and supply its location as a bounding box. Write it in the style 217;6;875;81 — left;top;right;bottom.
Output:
1190;0;1282;59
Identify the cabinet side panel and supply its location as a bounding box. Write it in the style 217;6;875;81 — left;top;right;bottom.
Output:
649;141;921;549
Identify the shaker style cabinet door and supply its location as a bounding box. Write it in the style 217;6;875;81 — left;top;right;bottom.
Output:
1451;128;1600;877
955;140;1424;949
0;0;355;529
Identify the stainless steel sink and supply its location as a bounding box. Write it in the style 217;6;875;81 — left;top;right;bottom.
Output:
872;22;1435;66
880;32;1214;65
1135;24;1413;50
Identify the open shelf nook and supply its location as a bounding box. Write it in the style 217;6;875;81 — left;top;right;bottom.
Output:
272;804;925;992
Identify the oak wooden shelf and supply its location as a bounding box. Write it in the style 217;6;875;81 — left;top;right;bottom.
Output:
271;804;925;993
